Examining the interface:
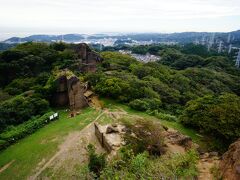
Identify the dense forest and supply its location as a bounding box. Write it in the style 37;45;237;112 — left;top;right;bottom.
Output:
0;42;239;152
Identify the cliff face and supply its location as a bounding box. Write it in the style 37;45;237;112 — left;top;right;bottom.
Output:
67;76;88;110
220;138;240;180
74;43;101;73
53;74;88;111
52;43;101;110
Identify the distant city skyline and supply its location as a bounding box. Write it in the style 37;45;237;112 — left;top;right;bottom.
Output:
1;0;240;40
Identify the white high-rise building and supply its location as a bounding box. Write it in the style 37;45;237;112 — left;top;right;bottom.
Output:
201;36;205;45
218;41;223;53
227;34;231;43
208;33;215;51
228;44;232;54
236;49;240;68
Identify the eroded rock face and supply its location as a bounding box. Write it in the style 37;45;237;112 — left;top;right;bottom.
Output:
94;123;126;153
220;138;240;180
52;43;101;109
53;76;69;106
74;43;101;73
67;76;88;110
53;74;88;111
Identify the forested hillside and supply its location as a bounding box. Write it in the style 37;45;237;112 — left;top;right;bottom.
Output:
0;42;239;179
0;42;239;151
87;45;240;149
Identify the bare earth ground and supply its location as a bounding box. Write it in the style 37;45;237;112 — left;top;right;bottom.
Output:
197;156;219;180
28;112;105;180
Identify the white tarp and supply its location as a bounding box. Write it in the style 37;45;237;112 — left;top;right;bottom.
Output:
49;115;54;120
54;113;58;118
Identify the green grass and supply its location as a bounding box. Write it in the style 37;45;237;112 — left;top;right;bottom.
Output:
97;114;113;125
0;98;210;179
102;98;215;152
0;107;100;180
101;98;204;143
102;98;216;151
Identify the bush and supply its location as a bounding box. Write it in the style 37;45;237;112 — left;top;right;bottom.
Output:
129;98;161;111
87;144;106;177
100;148;199;179
4;78;36;95
100;148;149;179
0;94;50;130
0;111;55;150
0;90;11;103
129;99;149;111
148;149;199;179
122;118;165;155
180;93;240;142
148;110;177;121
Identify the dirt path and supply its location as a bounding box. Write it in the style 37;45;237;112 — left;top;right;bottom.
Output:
28;112;105;180
197;155;219;180
0;160;15;174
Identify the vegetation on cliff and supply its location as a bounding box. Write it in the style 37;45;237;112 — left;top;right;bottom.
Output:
0;41;239;154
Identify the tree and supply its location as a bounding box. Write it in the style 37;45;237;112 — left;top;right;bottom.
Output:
0;94;49;131
180;93;240;142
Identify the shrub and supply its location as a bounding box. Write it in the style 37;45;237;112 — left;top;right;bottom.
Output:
180;93;240;142
122;118;165;155
148;149;199;179
0;94;50;130
0;90;11;103
129;98;161;111
130;152;149;174
87;144;106;177
0;111;54;150
4;78;36;95
129;99;149;111
100;148;199;179
100;148;149;179
148;110;177;121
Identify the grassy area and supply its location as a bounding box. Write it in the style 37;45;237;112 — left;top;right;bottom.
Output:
0;98;211;179
101;98;204;144
0;107;100;180
97;114;113;125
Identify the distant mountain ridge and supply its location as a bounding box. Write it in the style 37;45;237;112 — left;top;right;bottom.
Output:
3;34;85;44
2;30;240;45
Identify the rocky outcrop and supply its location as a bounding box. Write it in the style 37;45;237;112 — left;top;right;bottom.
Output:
220;138;240;180
74;43;101;73
94;123;126;153
53;72;88;111
163;129;193;150
52;43;101;109
67;76;88;110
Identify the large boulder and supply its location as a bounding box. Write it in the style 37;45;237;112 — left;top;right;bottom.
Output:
220;138;240;180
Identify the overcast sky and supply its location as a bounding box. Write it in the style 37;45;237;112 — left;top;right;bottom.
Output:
0;0;240;40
